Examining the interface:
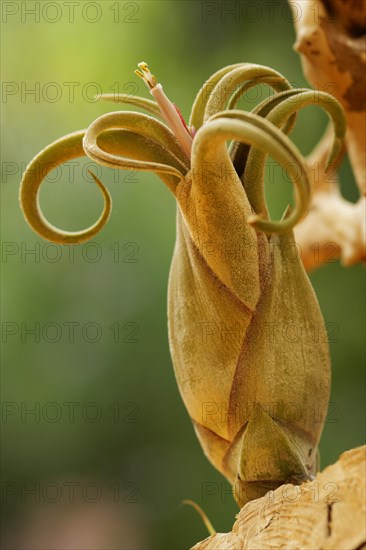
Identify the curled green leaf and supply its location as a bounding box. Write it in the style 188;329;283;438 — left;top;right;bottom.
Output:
203;64;293;123
205;110;310;234
189;63;242;130
242;89;346;225
226;76;284;111
19;125;187;243
19;131;111;244
262;89;346;168
83;111;189;184
98;93;162;118
229;88;301;168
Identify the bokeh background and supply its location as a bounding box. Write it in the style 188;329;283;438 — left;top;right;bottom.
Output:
1;1;365;548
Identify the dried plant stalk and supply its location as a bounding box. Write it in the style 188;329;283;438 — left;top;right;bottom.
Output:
192;445;366;550
290;0;366;269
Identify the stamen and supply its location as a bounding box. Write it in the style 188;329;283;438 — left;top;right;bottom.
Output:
136;62;193;159
135;62;158;90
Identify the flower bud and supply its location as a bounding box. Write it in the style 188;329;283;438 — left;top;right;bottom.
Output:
19;63;346;507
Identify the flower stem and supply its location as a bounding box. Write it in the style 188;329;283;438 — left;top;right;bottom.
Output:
136;62;193;159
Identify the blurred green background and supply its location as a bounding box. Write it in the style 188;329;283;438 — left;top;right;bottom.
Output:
1;1;364;548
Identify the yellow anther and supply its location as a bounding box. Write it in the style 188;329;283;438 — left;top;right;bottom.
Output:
136;62;158;90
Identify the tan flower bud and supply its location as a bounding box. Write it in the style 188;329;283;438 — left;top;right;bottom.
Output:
19;63;346;507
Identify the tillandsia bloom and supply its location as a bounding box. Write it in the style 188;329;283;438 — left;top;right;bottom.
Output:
20;62;346;507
